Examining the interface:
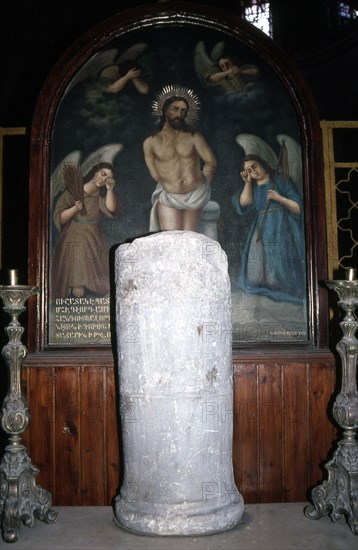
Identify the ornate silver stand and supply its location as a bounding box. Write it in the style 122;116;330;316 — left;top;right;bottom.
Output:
305;272;358;535
0;285;58;543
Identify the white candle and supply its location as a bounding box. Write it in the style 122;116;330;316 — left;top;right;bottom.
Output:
9;269;19;286
346;268;357;281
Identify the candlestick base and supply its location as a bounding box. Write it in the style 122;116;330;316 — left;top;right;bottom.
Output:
304;439;358;535
0;437;58;543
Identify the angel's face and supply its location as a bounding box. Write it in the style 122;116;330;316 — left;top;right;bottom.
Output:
243;160;267;182
94;168;114;187
218;57;233;72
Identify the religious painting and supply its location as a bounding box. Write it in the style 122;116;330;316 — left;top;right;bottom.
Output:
47;5;309;347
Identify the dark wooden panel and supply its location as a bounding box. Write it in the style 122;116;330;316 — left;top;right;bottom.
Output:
105;368;121;503
283;362;309;501
259;363;283;502
233;363;259;503
54;367;81;505
308;361;337;491
29;367;55;499
20;354;337;506
80;366;106;505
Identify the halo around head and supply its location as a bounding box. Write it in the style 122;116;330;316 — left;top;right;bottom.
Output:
152;84;201;126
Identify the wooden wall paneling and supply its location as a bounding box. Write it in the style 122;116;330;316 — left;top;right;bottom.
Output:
105;366;121;505
258;363;284;502
31;366;56;500
21;366;56;500
282;362;309;502
232;362;259;503
80;365;106;505
19;354;337;506
54;367;81;505
22;363;121;506
308;361;337;493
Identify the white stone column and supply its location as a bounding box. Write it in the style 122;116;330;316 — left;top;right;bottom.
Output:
114;230;244;536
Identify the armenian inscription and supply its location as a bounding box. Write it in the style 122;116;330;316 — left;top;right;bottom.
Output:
50;296;111;344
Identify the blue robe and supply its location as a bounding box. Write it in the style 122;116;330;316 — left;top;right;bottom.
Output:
231;176;306;303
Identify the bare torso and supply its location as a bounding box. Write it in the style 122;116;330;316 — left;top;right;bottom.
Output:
143;127;216;194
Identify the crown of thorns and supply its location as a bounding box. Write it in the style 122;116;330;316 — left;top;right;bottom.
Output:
152;85;201;126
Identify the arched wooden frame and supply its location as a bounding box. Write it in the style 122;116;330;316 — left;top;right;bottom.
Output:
27;1;329;356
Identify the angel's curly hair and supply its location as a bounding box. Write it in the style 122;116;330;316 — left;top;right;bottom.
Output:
217;53;240;68
83;162;113;183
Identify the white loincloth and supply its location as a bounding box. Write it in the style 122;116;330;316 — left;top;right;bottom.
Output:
149;182;211;232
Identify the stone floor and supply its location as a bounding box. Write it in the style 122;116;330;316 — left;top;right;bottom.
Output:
4;503;356;549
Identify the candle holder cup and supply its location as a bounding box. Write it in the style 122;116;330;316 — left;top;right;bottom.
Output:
0;285;58;543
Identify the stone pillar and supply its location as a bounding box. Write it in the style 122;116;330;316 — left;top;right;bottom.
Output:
114;231;244;536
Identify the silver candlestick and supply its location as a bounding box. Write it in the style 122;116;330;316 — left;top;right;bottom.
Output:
0;282;58;543
305;268;358;535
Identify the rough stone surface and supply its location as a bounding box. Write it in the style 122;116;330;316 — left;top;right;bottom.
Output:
114;230;244;536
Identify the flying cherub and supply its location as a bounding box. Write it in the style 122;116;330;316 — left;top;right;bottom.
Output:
50;144;123;298
193;41;260;94
64;43;149;97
